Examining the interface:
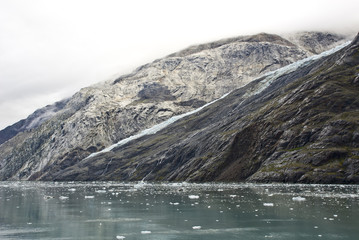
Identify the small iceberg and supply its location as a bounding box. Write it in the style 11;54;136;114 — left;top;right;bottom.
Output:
292;196;306;201
116;236;125;239
192;226;202;230
263;203;274;207
43;195;54;200
95;190;107;193
188;195;199;199
141;231;151;234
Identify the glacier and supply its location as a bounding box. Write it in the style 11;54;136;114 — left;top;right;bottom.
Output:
85;40;350;160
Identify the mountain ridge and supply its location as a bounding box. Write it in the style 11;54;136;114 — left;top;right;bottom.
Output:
0;31;355;182
46;34;358;183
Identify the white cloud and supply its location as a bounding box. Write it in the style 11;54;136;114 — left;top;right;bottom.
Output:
0;0;358;129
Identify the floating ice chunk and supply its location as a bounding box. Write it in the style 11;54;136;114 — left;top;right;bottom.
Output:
192;226;202;230
229;195;237;198
85;196;95;199
141;231;151;234
59;196;69;200
116;236;125;239
96;190;107;193
68;188;76;192
263;203;274;207
43;195;54;200
292;196;306;201
188;195;199;199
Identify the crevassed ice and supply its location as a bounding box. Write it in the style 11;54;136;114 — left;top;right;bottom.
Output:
85;92;230;159
85;41;350;160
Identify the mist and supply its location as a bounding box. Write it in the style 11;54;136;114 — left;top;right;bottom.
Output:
0;0;358;129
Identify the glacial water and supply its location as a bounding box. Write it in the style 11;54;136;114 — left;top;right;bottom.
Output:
0;182;358;240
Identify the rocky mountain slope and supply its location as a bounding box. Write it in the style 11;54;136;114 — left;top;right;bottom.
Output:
44;33;359;183
0;31;352;181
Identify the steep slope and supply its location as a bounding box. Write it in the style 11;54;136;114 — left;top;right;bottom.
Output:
48;34;359;183
0;32;350;181
0;99;69;145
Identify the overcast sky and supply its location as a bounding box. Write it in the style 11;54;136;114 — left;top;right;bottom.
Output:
0;0;358;129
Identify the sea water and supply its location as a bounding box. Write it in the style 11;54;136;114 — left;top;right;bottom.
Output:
0;182;358;239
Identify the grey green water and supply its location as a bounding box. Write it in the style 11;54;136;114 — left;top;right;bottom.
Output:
0;182;358;240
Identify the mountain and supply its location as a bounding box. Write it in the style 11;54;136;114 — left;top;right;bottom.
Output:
0;31;354;182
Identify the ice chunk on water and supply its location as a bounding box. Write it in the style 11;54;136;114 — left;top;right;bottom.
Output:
43;195;54;200
188;195;199;199
292;196;306;201
141;231;151;234
116;236;125;239
85;196;95;199
263;203;274;207
59;196;69;200
96;190;107;193
192;226;202;230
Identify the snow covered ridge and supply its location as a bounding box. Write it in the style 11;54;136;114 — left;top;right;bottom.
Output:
85;92;230;159
85;41;350;160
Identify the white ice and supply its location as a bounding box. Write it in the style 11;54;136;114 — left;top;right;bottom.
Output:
192;226;202;230
263;203;274;207
292;196;306;201
188;195;200;199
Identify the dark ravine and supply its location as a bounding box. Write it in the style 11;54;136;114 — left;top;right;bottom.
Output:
43;33;359;184
0;31;357;183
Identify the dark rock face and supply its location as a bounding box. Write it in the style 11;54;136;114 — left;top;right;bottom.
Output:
46;33;359;184
137;83;176;102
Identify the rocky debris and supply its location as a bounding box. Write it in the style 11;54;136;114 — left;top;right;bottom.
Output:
0;31;353;181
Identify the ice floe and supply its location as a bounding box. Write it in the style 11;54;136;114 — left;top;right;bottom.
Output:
292;196;306;202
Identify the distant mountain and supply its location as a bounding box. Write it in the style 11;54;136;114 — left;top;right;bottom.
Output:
0;31;354;182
